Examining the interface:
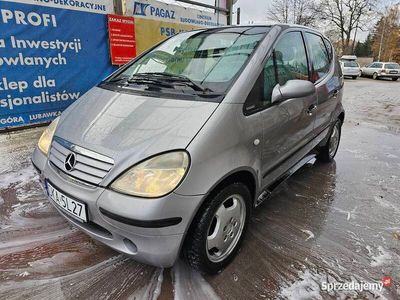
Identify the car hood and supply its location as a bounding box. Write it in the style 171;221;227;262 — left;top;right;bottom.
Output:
54;87;219;183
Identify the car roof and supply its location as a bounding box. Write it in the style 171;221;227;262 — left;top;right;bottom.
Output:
198;24;329;40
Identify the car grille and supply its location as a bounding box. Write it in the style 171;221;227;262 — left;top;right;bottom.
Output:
49;137;114;185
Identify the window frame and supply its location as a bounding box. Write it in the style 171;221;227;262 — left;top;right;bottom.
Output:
243;29;311;116
303;31;333;84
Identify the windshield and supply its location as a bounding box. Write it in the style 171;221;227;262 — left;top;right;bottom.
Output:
385;63;400;69
344;61;358;67
105;27;270;98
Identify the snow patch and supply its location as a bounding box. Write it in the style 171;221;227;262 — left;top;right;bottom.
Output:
370;246;392;267
279;270;324;300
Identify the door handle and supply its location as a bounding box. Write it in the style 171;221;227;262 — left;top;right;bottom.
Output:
307;104;317;116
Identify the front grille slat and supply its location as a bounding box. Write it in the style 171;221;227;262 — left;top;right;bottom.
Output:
49;137;114;186
74;162;108;178
76;154;113;171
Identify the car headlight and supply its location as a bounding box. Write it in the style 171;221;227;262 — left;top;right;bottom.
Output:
111;151;190;198
38;116;60;155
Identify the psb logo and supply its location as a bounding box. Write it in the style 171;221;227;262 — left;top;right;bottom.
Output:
133;2;150;16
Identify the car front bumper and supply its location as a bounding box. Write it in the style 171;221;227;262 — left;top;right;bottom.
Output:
32;147;204;267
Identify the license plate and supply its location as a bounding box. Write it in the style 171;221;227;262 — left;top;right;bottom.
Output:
46;181;88;222
389;71;398;74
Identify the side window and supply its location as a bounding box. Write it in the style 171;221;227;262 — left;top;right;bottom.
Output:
323;38;333;62
244;31;309;114
305;32;331;82
264;31;309;104
376;63;383;68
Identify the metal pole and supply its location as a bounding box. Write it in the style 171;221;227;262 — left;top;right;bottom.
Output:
378;17;386;61
352;18;359;54
237;7;240;25
217;0;220;25
113;0;123;15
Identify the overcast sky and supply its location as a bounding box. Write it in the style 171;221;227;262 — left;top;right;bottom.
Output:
163;0;370;41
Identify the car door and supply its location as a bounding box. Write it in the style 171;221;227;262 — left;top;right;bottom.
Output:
244;30;317;188
304;32;340;134
371;63;383;76
363;63;373;76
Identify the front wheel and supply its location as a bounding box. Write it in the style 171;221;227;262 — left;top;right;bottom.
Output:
373;72;379;80
392;78;398;81
183;183;251;274
317;119;342;163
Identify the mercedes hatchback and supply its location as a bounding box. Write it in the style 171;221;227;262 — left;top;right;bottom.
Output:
32;25;344;274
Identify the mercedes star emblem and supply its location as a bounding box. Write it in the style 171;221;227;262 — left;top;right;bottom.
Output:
64;153;77;172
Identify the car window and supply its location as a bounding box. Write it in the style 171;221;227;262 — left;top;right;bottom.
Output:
107;27;270;96
385;63;400;69
344;61;358;67
263;31;309;106
244;31;309;113
376;63;383;68
305;32;330;81
273;31;309;85
323;38;333;61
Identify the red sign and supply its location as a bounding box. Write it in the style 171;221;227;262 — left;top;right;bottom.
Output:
107;14;136;65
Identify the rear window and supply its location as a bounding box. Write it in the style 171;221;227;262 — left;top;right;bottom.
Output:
385;63;400;69
344;61;358;67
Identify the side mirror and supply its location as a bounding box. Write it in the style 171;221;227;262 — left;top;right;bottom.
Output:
271;80;316;104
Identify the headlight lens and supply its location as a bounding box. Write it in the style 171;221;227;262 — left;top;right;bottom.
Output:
111;151;190;198
38;116;60;155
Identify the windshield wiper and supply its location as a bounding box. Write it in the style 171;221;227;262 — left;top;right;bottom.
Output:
107;76;129;83
130;72;213;93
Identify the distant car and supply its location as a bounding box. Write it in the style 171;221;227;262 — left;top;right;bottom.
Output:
340;55;357;61
340;61;360;79
361;62;400;81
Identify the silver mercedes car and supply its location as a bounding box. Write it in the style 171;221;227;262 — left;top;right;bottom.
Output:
32;25;344;274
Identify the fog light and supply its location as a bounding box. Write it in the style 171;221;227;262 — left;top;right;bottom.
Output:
123;238;137;254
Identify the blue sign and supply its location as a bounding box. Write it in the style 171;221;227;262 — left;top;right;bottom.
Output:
0;0;116;130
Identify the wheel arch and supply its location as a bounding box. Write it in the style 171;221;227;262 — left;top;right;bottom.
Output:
179;168;258;257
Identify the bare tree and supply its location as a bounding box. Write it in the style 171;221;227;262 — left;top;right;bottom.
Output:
316;0;376;54
267;0;317;26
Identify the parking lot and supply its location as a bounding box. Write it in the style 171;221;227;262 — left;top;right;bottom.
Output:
0;77;399;299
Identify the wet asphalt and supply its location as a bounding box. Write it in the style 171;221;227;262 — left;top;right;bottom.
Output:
0;77;399;299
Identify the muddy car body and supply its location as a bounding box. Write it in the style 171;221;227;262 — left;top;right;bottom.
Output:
32;25;345;274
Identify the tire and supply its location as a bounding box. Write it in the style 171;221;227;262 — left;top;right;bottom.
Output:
317;119;342;163
373;73;378;80
392;78;398;81
352;76;357;80
183;182;251;274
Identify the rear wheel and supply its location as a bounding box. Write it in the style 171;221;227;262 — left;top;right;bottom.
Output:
183;182;251;274
373;72;378;80
392;78;398;81
317;119;342;163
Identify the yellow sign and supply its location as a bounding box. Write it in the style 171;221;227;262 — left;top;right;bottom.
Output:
126;0;227;55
